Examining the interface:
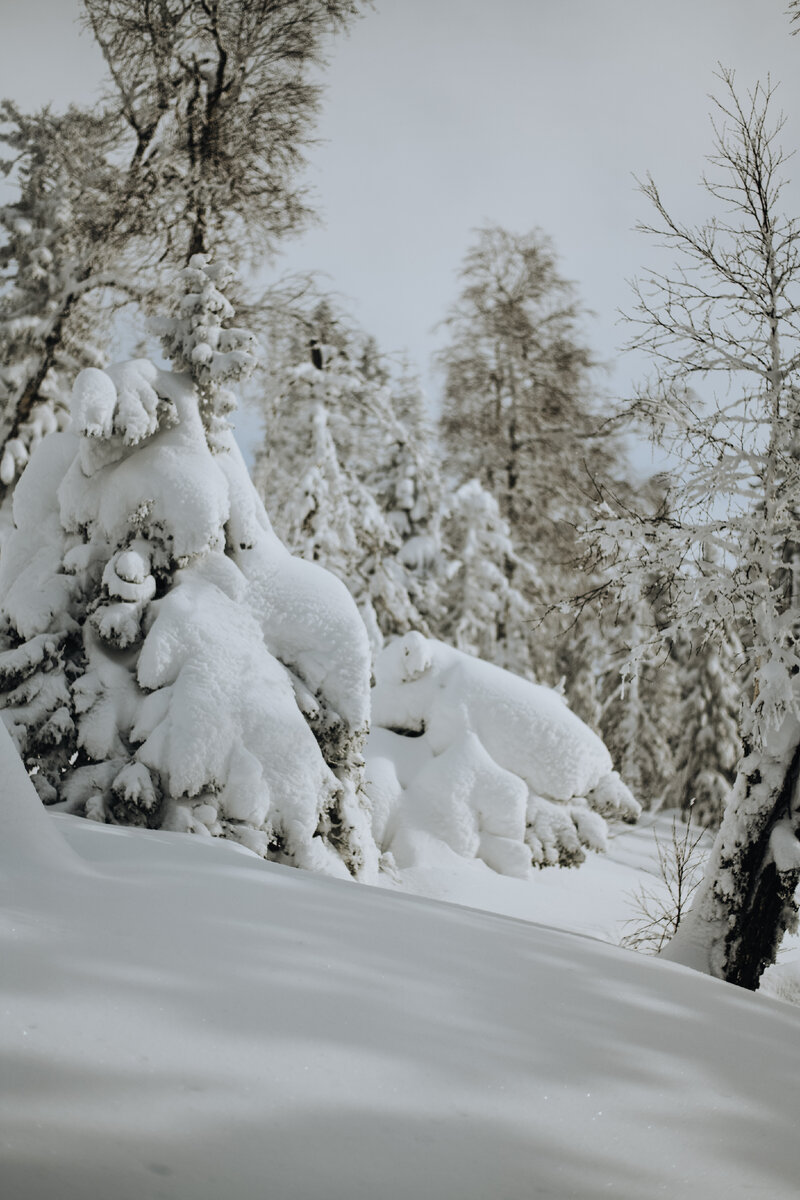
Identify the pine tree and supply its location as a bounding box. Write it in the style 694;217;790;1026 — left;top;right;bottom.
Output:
254;306;440;653
662;627;742;827
440;478;535;674
0;265;378;880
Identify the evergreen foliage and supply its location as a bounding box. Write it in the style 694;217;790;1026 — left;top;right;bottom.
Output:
662;628;742;827
440;479;534;674
0;268;378;880
254;303;445;653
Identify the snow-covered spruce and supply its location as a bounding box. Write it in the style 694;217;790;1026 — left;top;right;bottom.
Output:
364;632;639;876
158;255;257;453
0;354;379;881
255;342;434;656
440;479;535;675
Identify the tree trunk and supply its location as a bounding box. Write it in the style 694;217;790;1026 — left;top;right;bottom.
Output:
663;711;800;989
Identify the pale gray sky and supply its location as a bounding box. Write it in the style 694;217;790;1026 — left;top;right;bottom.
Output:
3;0;800;421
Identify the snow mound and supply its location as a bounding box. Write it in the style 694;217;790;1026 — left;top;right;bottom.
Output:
366;632;639;874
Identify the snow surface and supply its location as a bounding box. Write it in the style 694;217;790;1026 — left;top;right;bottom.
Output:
3;731;800;1199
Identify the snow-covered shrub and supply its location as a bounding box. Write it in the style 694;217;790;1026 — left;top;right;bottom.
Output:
0;346;379;881
364;632;639;876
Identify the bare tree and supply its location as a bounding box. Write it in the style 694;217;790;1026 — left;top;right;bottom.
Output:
591;70;800;988
0;1;367;494
621;808;706;954
81;0;366;266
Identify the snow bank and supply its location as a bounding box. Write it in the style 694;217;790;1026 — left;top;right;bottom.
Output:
2;809;800;1200
366;633;639;875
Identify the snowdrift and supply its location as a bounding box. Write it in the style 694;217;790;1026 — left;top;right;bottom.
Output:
2;763;800;1200
366;633;639;875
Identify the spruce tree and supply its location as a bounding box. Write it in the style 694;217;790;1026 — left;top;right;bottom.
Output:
0;261;378;880
598;595;679;810
440;478;535;674
254;307;440;653
663;628;742;827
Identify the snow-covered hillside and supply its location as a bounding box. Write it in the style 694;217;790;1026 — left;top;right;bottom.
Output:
3;744;800;1200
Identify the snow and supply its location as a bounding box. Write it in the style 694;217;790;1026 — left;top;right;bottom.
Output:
3;777;800;1199
373;634;614;799
0;355;378;879
367;633;639;874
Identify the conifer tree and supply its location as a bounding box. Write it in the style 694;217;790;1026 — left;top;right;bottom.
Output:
662;628;742;827
0;261;378;880
440;478;535;674
367;365;447;639
598;594;679;810
254;306;441;653
436;224;623;685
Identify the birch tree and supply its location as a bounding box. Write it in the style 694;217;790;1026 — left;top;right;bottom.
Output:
592;70;800;988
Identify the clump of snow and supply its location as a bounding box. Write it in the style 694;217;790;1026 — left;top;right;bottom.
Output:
365;633;639;876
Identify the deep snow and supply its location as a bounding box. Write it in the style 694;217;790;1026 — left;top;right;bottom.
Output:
3;741;800;1199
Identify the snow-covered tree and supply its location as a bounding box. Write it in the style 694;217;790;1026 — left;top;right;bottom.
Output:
0;104;121;494
366;632;640;876
662;627;742;827
366;365;447;639
598;595;679;811
0;2;367;499
591;71;800;987
158;255;258;451
254;307;441;653
436;223;623;685
82;0;367;264
0;266;378;881
440;478;535;674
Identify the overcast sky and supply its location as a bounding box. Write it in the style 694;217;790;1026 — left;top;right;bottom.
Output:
3;0;800;426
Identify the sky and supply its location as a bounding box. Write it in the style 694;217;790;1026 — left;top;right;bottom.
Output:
3;0;800;433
